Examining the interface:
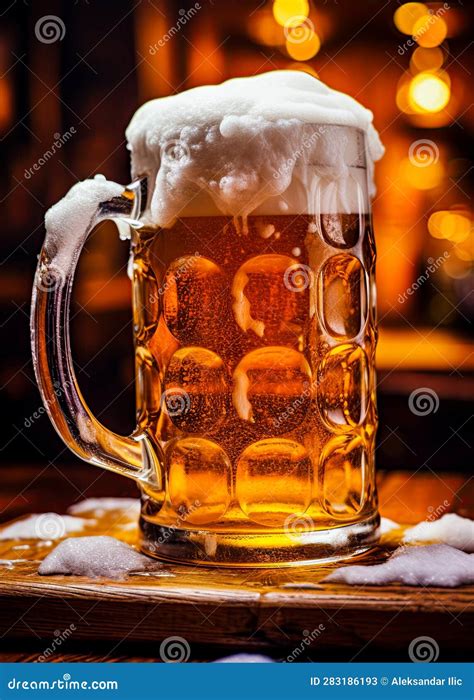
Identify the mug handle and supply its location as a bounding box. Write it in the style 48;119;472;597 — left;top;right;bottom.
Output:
31;176;160;486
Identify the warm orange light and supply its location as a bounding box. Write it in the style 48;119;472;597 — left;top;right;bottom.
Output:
273;0;309;28
428;211;471;243
393;2;428;35
413;14;447;47
0;78;13;129
453;233;474;262
408;72;450;113
286;27;321;60
396;75;412;113
444;213;471;243
410;46;444;72
428;211;447;238
248;10;286;46
399;157;444;190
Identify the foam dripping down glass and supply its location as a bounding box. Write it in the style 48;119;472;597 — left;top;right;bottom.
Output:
31;71;383;566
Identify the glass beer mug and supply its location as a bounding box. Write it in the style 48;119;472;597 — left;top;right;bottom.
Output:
31;124;379;567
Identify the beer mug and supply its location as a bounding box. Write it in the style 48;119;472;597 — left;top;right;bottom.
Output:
31;123;379;566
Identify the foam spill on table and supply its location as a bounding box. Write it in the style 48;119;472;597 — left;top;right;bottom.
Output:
324;544;474;587
68;497;141;517
402;513;474;552
1;497;473;587
38;535;158;579
325;513;474;587
0;513;90;541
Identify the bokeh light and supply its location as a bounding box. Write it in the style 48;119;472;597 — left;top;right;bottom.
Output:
413;14;447;48
408;71;450;113
396;74;412;113
453;234;474;262
286;28;321;60
410;46;444;72
393;3;428;35
428;210;471;243
273;0;309;28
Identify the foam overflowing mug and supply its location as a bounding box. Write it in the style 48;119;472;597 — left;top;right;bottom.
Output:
31;71;384;566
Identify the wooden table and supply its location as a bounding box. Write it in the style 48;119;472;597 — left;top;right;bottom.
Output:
0;468;472;663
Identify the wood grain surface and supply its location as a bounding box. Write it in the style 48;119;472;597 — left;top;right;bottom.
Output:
0;470;472;662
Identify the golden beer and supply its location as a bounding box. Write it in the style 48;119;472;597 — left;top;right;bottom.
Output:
134;212;378;563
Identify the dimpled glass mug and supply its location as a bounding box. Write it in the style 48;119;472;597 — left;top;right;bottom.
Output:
31;123;380;567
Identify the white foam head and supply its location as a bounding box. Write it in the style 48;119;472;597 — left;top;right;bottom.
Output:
126;70;384;226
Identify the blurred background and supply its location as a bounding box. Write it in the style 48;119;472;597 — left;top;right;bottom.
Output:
0;0;472;518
